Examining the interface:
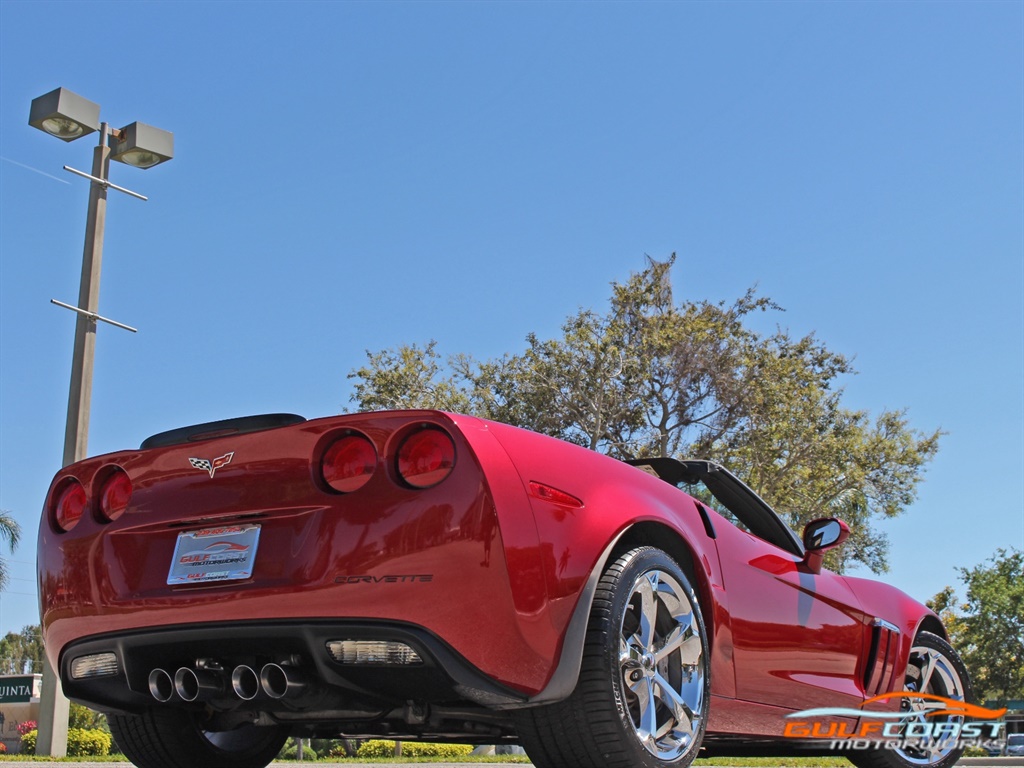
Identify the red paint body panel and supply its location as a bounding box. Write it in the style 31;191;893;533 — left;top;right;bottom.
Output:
38;410;944;738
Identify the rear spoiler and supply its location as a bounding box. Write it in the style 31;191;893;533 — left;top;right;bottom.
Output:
141;413;306;449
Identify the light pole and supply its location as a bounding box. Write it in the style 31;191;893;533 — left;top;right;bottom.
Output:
28;87;173;757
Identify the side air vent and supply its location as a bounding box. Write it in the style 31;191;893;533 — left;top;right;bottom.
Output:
141;414;306;450
863;618;901;696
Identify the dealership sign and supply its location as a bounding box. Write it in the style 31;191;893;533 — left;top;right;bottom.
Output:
0;676;39;704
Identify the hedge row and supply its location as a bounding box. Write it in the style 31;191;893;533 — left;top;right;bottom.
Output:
20;727;112;756
354;739;475;758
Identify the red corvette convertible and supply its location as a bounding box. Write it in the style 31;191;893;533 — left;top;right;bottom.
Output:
38;410;972;768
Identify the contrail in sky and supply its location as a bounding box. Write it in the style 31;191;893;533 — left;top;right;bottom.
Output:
1;156;71;184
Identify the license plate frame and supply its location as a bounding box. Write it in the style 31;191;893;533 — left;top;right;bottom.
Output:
167;524;261;585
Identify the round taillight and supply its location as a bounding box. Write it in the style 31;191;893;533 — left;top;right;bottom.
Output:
99;470;132;522
322;434;377;493
54;480;87;532
396;428;456;488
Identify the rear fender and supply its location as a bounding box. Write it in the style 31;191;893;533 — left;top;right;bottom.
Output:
468;419;726;705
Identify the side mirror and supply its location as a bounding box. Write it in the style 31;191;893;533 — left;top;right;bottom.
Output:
801;518;850;574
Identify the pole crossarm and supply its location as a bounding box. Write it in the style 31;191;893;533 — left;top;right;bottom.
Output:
63;165;148;201
50;299;138;333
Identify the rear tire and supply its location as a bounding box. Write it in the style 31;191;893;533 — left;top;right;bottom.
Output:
109;707;289;768
847;631;973;768
515;547;710;768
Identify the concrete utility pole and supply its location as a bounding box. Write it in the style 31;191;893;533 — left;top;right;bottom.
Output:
28;87;173;757
62;126;110;467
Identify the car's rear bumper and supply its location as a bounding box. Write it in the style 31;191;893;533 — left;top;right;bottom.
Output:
60;619;528;715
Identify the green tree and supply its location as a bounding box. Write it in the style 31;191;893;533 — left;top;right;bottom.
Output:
925;585;965;638
458;259;776;458
348;340;471;413
703;335;940;573
943;548;1024;705
605;258;778;459
462;307;646;453
0;509;21;591
925;585;970;675
347;257;940;573
0;624;44;674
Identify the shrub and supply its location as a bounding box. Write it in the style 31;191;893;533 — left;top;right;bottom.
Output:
326;739;360;757
280;743;318;760
355;739;474;758
16;720;36;736
354;740;393;758
20;730;36;755
19;726;110;756
67;728;112;756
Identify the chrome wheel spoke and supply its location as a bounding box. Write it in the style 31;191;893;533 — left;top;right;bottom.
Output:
634;677;658;746
655;611;691;663
916;650;939;695
654;671;695;736
636;574;659;649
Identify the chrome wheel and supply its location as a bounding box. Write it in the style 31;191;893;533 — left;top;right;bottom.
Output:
894;637;969;765
618;568;706;762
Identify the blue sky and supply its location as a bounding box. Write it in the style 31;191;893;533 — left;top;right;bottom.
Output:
0;1;1021;637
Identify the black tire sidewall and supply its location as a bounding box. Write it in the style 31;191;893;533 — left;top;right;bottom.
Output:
110;708;288;768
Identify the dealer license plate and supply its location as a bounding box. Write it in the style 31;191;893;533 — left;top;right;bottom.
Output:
167;524;261;585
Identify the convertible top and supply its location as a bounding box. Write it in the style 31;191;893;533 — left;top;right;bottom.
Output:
625;457;804;557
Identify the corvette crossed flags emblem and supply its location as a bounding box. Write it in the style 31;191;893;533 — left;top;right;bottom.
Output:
188;452;234;478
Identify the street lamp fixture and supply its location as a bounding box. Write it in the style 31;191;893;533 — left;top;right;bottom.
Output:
110;121;174;169
28;87;100;142
27;85;173;759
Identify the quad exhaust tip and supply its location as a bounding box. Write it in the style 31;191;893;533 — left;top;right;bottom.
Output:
230;665;261;701
259;663;308;699
149;663;309;702
173;666;225;702
148;668;175;703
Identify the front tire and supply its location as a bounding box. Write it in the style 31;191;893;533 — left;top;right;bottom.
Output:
109;707;289;768
516;547;710;768
847;631;973;768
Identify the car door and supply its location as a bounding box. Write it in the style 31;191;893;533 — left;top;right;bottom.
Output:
710;508;867;711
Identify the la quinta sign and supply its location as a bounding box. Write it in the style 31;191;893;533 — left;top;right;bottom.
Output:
0;676;40;704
